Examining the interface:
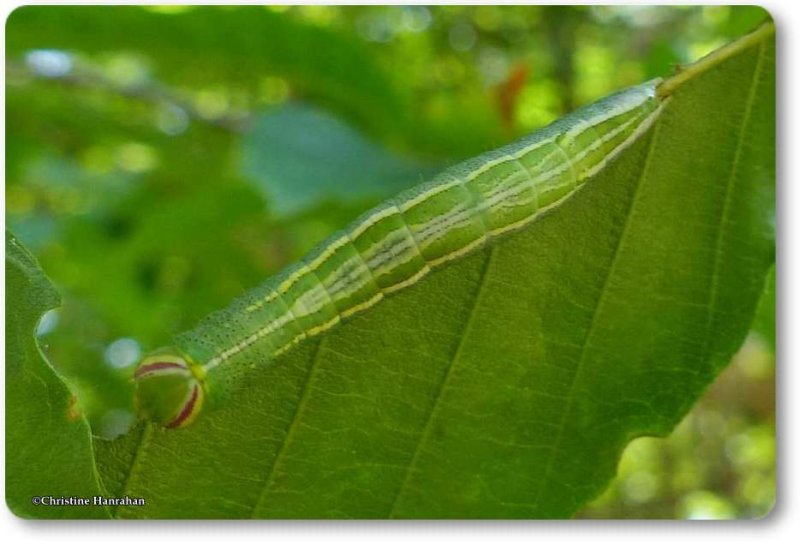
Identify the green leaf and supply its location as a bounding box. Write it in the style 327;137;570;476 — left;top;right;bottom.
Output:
93;22;773;518
242;103;437;217
5;231;109;519
752;265;776;351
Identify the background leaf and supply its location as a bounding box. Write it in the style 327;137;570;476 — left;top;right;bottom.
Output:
5;5;408;143
5;231;109;519
89;23;775;519
241;103;438;217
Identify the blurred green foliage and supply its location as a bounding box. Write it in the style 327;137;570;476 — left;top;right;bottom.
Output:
5;5;772;518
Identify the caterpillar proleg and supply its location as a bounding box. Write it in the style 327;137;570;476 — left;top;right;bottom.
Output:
134;80;664;429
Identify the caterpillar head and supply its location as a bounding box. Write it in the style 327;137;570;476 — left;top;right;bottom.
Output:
133;350;205;429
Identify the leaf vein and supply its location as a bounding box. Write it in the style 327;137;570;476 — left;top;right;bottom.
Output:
530;118;663;510
700;38;766;364
248;338;326;518
386;249;496;518
112;423;154;518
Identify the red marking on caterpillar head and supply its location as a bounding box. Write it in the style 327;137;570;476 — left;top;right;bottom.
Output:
165;383;201;429
134;360;188;380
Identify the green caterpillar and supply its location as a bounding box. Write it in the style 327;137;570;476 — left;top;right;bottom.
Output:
134;80;664;429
